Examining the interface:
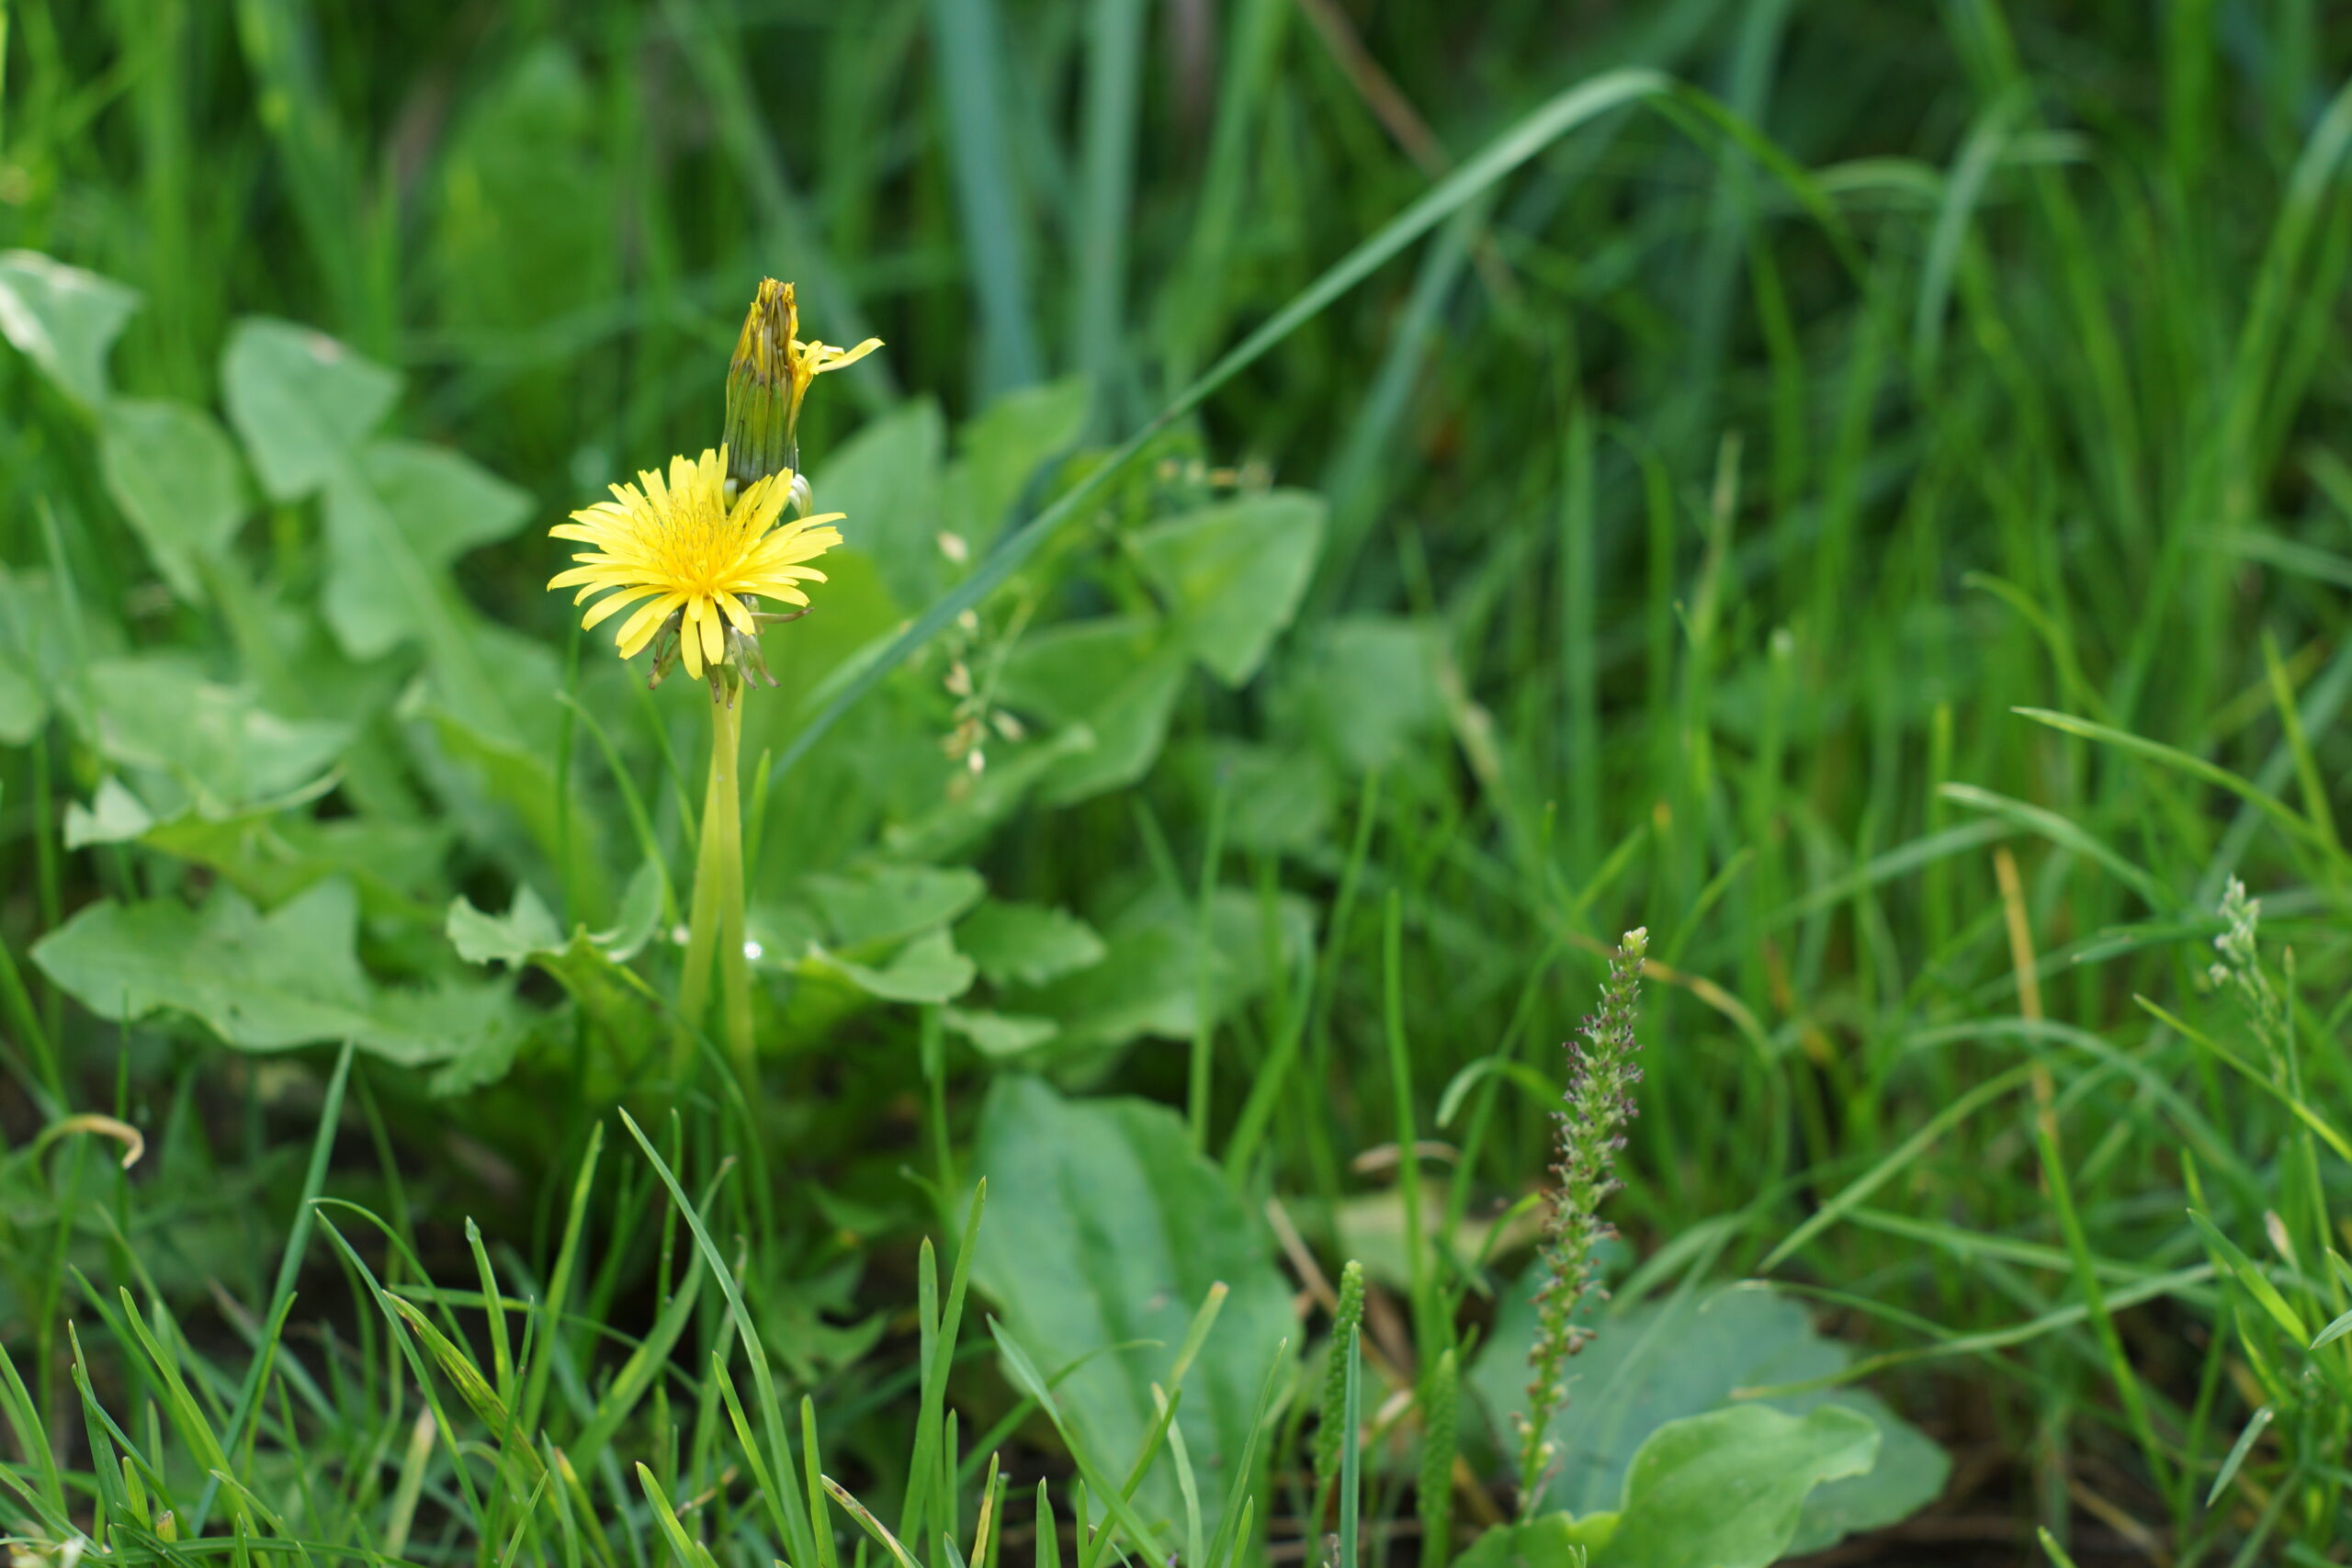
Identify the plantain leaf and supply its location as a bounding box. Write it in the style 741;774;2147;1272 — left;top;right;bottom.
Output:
87;655;349;813
1470;1279;1947;1556
815;399;946;609
971;1075;1293;1543
1600;1405;1877;1568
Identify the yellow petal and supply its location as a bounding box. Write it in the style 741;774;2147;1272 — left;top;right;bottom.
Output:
581;583;666;630
820;337;883;371
616;592;684;657
679;600;707;679
697;597;726;668
742;577;811;605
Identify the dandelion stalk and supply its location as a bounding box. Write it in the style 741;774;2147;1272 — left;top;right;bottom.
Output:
677;673;753;1071
1516;926;1647;1515
542;277;880;1082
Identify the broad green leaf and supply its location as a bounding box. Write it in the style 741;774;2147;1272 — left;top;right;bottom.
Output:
326;440;533;660
880;721;1096;863
145;811;450;920
1781;1409;1950;1557
88;655;349;814
31;879;521;1067
956;900;1106;986
62;777;156;849
99;400;248;601
752;549;906;735
1009;889;1311;1053
402;617;605;911
805;863;987;953
445;882;664;1066
1453;1514;1603;1568
0;660;39;746
1182;740;1334;854
1278;615;1445;773
1469;1279;1947;1554
999;616;1188;805
1133;491;1325;685
998;615;1161;724
1012;923;1194;1050
943;378;1091;543
815;400;945;609
942;1006;1060;1057
1600;1405;1877;1568
806;927;977;1005
221;318;401;502
448;874;659;969
447;886;565;966
0;251;139;409
0;565;121;737
602;860;665;962
971;1075;1294;1542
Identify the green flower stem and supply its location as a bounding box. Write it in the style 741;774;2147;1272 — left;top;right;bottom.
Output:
678;679;755;1074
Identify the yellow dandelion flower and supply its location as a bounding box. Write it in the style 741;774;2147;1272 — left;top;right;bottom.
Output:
548;446;842;681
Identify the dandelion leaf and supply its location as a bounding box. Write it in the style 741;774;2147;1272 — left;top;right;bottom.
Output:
955;899;1105;987
32;878;523;1069
0;251;139;410
998;615;1188;805
221;318;401;502
814;400;945;609
100;400;249;601
1133;491;1325;686
805;863;986;953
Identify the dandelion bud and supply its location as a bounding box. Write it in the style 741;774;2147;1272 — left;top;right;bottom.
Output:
726;279;799;490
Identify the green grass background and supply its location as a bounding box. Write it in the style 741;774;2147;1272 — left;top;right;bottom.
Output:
6;0;2352;1563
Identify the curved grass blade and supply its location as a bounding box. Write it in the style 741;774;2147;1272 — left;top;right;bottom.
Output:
2014;706;2339;863
1938;784;2174;910
616;1111;823;1568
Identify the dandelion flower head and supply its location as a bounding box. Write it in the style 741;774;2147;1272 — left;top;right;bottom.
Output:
548;446;842;680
